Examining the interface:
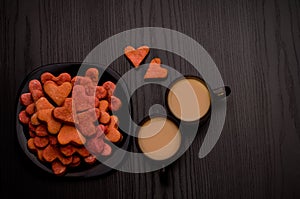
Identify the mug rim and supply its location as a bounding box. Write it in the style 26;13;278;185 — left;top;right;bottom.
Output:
135;114;183;162
164;75;212;123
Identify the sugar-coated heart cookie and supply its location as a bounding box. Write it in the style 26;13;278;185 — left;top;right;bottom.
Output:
144;58;168;80
43;81;72;106
124;45;150;68
57;125;86;145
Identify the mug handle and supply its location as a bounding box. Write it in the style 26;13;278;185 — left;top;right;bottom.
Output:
212;85;231;100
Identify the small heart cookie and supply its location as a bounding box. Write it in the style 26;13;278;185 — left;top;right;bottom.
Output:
37;109;62;134
72;85;100;112
76;108;100;137
57;125;86;145
41;72;71;85
42;144;73;165
85;68;99;85
29;79;44;101
53;98;74;124
124;45;150;68
35;97;54;111
44;81;72;106
144;58;168;79
60;144;90;157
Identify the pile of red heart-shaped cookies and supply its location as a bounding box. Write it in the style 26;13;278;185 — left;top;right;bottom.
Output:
18;67;122;176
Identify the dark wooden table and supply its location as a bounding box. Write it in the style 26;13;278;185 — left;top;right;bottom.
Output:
1;0;300;198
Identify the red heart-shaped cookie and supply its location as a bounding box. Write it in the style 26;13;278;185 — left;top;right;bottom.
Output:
53;98;75;124
41;72;71;85
57;125;86;145
44;81;72;106
144;58;168;79
124;45;150;68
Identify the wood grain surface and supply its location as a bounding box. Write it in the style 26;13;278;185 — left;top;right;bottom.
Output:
1;0;299;198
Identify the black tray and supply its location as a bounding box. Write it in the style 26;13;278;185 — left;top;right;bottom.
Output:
15;62;131;178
